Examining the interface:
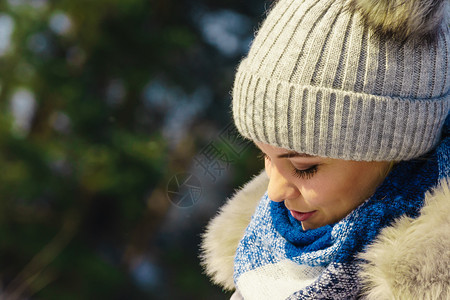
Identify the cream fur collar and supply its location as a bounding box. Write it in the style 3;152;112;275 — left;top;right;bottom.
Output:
200;171;450;299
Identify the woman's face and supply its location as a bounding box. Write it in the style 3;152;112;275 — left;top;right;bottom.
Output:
256;142;391;230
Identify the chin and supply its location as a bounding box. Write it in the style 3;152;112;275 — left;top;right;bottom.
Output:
301;220;331;230
301;222;317;231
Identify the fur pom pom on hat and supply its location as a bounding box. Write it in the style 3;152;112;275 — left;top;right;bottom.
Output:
348;0;449;41
232;0;450;161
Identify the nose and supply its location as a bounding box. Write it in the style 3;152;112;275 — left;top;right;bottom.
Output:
267;163;300;202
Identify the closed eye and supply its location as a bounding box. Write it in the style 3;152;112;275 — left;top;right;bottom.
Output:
292;165;318;179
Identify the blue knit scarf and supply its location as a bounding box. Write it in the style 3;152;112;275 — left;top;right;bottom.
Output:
234;118;449;299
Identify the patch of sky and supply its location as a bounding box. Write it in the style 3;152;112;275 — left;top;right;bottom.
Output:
142;78;212;149
130;256;162;292
49;11;72;36
7;0;26;7
10;88;37;137
193;8;253;57
8;0;48;10
0;14;14;56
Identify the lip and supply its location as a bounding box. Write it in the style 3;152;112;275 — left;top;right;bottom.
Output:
290;210;316;222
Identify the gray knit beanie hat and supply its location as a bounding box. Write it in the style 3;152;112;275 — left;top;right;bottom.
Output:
232;0;450;161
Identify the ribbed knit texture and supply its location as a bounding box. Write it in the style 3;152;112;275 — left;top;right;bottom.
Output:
233;0;450;161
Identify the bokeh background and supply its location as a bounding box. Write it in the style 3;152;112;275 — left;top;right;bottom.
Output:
0;0;271;299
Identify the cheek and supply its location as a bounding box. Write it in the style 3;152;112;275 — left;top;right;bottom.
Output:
314;167;378;204
348;168;383;198
298;174;349;204
294;177;325;202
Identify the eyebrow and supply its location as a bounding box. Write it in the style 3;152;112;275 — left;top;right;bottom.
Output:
277;152;314;158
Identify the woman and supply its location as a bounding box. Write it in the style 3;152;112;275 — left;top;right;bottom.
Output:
201;0;450;298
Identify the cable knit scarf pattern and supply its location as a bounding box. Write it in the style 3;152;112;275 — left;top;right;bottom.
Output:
234;117;450;299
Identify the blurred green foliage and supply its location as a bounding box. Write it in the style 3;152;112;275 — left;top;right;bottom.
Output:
0;0;267;298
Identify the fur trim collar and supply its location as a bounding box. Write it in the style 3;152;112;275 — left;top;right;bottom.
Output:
200;173;450;297
200;171;268;290
359;178;450;299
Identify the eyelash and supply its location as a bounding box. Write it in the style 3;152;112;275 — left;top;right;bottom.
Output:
260;153;318;179
292;165;318;179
